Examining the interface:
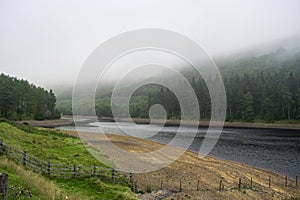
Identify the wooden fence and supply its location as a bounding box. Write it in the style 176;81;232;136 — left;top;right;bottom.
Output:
0;140;131;185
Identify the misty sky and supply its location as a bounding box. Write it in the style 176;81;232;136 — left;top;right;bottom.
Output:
1;0;300;88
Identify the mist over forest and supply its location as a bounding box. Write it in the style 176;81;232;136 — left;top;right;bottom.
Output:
2;37;297;122
54;39;300;122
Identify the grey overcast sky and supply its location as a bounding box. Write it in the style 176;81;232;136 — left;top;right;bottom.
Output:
0;0;300;87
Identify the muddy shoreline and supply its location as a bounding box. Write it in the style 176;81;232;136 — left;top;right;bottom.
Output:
18;116;300;131
113;117;300;131
61;129;300;200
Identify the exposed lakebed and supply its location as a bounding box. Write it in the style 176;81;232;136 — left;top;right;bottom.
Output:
58;119;300;177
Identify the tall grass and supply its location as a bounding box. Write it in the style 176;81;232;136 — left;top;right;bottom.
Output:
0;158;86;200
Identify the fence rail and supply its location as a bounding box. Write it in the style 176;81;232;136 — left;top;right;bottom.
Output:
0;140;131;186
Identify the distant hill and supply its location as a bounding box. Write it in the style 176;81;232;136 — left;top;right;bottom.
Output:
219;48;300;76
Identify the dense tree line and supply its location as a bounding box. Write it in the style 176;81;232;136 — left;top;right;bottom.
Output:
148;51;300;122
154;70;300;122
56;49;300;122
148;86;180;119
57;95;149;119
224;71;300;121
0;73;60;120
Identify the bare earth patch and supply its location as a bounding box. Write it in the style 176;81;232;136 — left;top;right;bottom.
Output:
61;130;300;200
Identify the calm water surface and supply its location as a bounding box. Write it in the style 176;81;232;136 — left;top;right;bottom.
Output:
59;119;300;177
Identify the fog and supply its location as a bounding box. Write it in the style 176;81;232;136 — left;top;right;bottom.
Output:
0;0;300;88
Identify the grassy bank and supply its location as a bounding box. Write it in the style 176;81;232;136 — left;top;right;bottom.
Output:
0;121;137;200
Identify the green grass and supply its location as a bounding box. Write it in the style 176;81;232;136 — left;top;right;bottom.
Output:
0;121;137;200
0;121;106;166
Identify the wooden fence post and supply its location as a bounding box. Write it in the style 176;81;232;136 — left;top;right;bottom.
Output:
129;173;133;184
219;177;223;191
0;173;8;199
268;176;271;188
111;168;115;183
197;179;200;191
47;162;51;176
129;173;134;192
0;139;3;153
250;177;253;189
73;165;76;178
93;164;96;176
179;178;182;192
134;181;138;193
238;178;242;189
23;151;27;166
160;180;163;190
0;139;5;155
285;176;288;187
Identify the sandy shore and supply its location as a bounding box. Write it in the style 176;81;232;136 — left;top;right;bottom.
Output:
61;129;300;200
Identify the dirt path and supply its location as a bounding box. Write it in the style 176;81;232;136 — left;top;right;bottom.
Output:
61;130;300;200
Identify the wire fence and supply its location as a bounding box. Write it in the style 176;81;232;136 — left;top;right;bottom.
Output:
0;140;131;186
132;173;299;194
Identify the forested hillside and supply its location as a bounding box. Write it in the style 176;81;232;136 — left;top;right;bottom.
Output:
151;49;300;122
56;49;300;122
0;73;60;120
147;74;300;122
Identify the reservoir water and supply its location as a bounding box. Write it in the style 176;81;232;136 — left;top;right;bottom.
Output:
59;119;300;177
